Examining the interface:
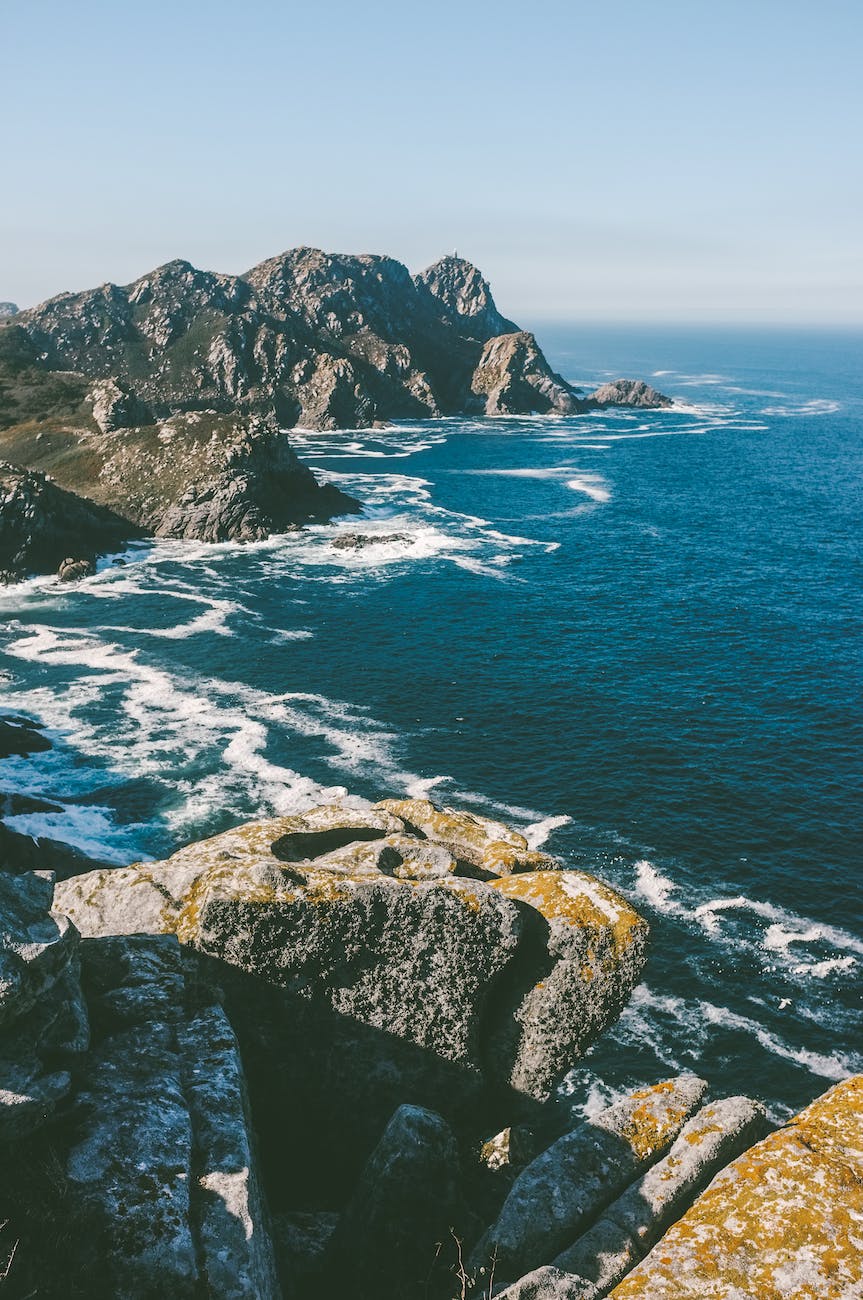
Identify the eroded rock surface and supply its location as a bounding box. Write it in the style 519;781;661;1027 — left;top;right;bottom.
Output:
609;1075;863;1299
56;798;648;1195
473;1076;708;1283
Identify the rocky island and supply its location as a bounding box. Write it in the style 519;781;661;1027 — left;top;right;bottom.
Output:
0;250;670;581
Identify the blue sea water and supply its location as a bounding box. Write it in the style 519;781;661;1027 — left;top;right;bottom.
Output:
1;324;861;1119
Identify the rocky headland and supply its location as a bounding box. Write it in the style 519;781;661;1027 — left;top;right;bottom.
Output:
0;251;670;580
0;768;857;1298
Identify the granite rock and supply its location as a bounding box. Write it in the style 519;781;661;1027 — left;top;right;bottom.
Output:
474;1076;708;1282
608;1075;863;1299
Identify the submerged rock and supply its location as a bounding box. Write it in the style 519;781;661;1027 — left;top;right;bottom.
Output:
609;1074;863;1299
330;530;413;550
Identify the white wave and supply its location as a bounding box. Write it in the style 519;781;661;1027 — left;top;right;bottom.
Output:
3;803;142;865
760;398;841;417
632;860;684;913
565;476;611;502
404;775;450;801
524;814;571;850
698;1000;862;1081
695;894;863;957
791;956;857;979
267;628;314;644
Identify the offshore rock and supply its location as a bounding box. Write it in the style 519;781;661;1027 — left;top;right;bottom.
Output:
330;529;413;550
325;1103;460;1299
554;1095;768;1295
587;380;672;409
609;1074;863;1299
0;714;51;759
57;556;96;581
0;460;132;579
473;1076;708;1283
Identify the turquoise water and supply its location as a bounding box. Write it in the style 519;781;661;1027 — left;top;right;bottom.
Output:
1;324;860;1118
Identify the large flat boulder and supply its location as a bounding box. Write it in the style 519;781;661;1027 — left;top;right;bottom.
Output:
609;1075;863;1299
56;800;648;1196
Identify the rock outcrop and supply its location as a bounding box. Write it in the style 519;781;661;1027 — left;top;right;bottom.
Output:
55;797;649;1197
470;332;578;415
0;302;18;318
608;1075;863;1299
416;255;518;339
0;460;134;581
0;818;855;1298
587;380;672;410
472;1076;709;1284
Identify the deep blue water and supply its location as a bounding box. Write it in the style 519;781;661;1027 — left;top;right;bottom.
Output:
1;324;861;1119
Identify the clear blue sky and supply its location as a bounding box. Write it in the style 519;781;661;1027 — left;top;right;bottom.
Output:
4;0;862;321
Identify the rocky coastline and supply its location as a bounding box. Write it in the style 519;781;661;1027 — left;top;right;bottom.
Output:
0;715;858;1298
0;251;670;582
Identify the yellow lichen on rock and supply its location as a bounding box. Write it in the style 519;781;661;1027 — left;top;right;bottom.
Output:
490;870;645;956
375;798;528;855
613;1081;697;1162
609;1074;863;1299
481;842;561;876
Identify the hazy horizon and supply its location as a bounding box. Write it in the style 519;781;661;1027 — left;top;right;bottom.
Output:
4;0;861;324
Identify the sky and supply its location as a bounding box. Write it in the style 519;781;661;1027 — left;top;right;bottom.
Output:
3;0;862;322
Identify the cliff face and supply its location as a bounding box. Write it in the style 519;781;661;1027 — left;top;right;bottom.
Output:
11;248;584;431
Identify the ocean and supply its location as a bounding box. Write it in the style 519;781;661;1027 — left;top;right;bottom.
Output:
1;323;860;1121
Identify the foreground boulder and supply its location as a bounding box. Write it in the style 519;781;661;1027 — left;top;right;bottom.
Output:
0;872;85;1141
56;798;648;1192
494;1268;596;1299
609;1074;863;1299
324;1104;460;1298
